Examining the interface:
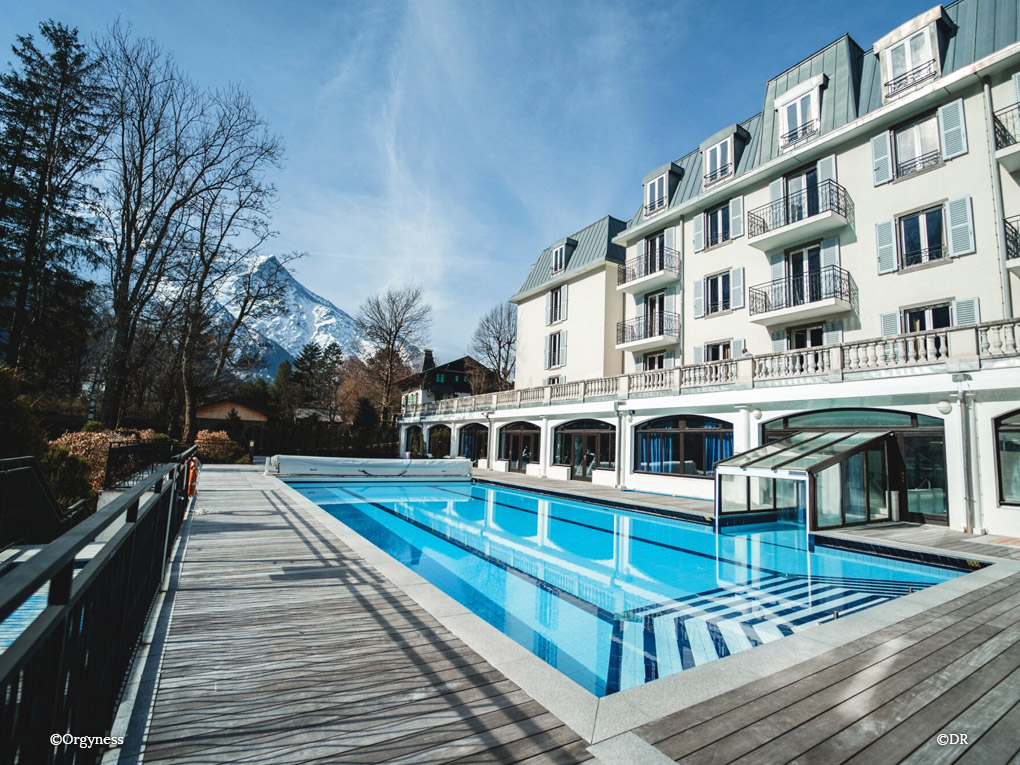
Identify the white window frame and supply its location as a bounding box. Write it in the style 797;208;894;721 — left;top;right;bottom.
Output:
545;375;563;385
902;302;951;333
703;138;733;186
704;203;730;248
775;74;825;152
898;205;945;269
887;30;933;81
549;331;564;368
705;271;731;315
893;112;940;178
645;174;667;215
643;352;665;370
703;341;732;362
551;245;565;274
549;286;564;323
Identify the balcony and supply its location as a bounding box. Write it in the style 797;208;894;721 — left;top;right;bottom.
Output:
993;104;1020;172
1007;216;1020;273
703;163;733;188
644;195;668;217
617;247;681;293
616;311;680;353
884;59;937;99
896;149;941;178
748;265;856;327
747;179;854;252
779;118;819;151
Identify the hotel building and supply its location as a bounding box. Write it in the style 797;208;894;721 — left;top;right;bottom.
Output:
399;1;1020;537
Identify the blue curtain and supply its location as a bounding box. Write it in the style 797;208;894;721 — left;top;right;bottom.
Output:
705;433;734;471
638;433;677;473
459;428;476;459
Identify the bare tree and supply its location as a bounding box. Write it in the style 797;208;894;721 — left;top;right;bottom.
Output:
356;282;431;420
470;302;516;391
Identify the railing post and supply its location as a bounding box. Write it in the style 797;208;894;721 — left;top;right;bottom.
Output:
543;386;552;404
735;356;753;385
619;374;630;399
947;326;980;364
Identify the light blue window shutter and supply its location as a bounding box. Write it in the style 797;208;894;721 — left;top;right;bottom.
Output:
664;350;675;368
770;254;785;280
545;292;551;325
665;227;675;251
693;214;704;253
730;338;744;358
544;335;551;369
822;321;843;345
951;298;980;326
771;331;786;352
1013;72;1020;104
876;220;897;273
871;132;893;185
938;99;968;160
817;154;837;184
820;237;840;268
664;286;675;314
769;178;784;202
693;279;704;318
561;331;567;365
730;267;744;309
729;196;744;238
634;355;643;372
693;346;704;363
561;283;568;320
946;196;975;257
880;312;901;337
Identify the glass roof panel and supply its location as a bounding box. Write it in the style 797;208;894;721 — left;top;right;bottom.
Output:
782;431;890;471
750;431;856;468
715;431;821;468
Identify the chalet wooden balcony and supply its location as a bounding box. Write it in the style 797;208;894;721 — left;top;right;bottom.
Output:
617;247;681;293
748;265;856;327
747;179;854;252
615;311;681;353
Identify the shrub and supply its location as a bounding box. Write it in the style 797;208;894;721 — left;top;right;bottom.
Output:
50;430;117;494
195;430;247;464
40;445;94;509
80;420;104;432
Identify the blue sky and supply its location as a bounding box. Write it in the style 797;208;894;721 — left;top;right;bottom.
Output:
2;0;938;360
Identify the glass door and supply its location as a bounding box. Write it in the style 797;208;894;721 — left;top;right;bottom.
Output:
645;232;664;275
788;246;822;306
786;167;818;224
645;291;665;337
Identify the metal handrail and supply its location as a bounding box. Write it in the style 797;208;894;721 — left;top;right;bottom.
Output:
747;179;854;237
105;438;183;489
748;265;857;315
617;246;680;285
0;457;90;549
616;311;681;344
896;148;941;177
884;59;937;98
779;118;819;149
703;163;733;186
902;246;945;268
994;103;1020;150
644;196;668;216
1006;216;1020;261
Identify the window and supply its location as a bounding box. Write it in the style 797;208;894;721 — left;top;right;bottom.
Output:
548;331;564;368
704;342;732;362
885;30;935;97
895;114;940;177
903;303;951;333
788;323;824;349
706;272;731;314
703;139;732;186
644;290;666;335
550;287;564;323
645;174;666;215
435;373;445;383
705;204;730;248
499;422;541;473
785;165;819;224
780;93;817;149
644;231;665;273
785;244;822;306
546;375;563;385
899;207;944;268
997;410;1020;505
551;245;565;274
644;352;665;370
554;420;617;479
634;415;734;477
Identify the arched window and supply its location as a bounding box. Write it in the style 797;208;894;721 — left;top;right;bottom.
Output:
997;410;1020;504
634;415;733;477
553;420;616;480
458;423;489;462
499;422;540;473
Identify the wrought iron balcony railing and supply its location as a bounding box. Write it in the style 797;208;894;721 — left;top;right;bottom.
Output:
645;196;667;216
779;118;820;150
748;265;857;315
1006;216;1020;261
705;227;730;249
896;149;941;178
617;246;680;285
747;179;854;237
616;311;680;345
994;103;1020;150
902;245;945;268
703;163;733;187
884;59;937;99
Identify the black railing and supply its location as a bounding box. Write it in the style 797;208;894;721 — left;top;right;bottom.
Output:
105;439;182;489
779;118;819;149
748;265;857;315
644;196;667;216
703;163;732;187
994;103;1020;149
617;246;680;285
705;227;730;249
0;446;196;764
902;245;945;268
616;311;680;344
896;149;941;177
1006;216;1020;260
747;179;854;237
0;458;91;550
884;59;937;99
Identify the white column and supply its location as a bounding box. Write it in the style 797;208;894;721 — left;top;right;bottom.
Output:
734;406;752;453
450;424;461;459
540;418;551;477
422;424;433;457
486;420;496;470
398;424;408;458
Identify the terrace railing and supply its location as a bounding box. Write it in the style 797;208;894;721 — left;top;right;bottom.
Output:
884;59;937;99
616;311;681;345
747;179;854;237
993;103;1020;149
703;163;733;187
748;265;857;315
617;246;680;286
105;438;182;489
0;446;196;764
1006;216;1020;261
779;118;819;150
896;149;941;178
0;458;91;550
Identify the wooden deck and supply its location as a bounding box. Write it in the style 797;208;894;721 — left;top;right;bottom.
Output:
141;466;592;764
135;466;1020;764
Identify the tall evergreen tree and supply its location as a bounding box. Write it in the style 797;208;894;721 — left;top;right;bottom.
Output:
0;21;109;370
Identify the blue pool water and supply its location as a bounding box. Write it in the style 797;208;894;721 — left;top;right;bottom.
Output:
291;480;966;697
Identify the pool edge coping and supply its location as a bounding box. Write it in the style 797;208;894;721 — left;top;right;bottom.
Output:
266;475;1020;750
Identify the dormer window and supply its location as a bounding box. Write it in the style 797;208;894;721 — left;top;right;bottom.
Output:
703;139;732;186
551;245;565;274
645;174;667;216
775;73;825;152
885;30;936;98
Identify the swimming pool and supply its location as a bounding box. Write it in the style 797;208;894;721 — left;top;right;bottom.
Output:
290;479;967;697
